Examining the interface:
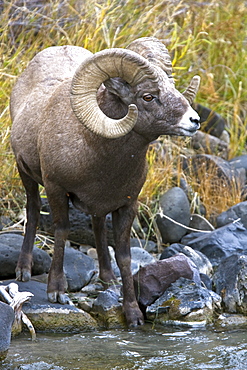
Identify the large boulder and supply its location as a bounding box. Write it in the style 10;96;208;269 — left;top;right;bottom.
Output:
64;246;96;292
0;233;51;279
216;201;247;229
181;222;247;267
133;253;201;310
3;280;97;333
193;103;226;138
146;277;221;325
156;187;191;244
160;244;213;276
213;254;247;314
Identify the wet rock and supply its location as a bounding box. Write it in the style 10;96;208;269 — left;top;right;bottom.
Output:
2;280;97;333
181;222;247;267
146;277;221;324
64;246;96;292
90;286;125;328
0;233;51;279
191;131;229;159
156;187;191;244
39;198;114;246
0;301;14;360
133;253;201;309
109;246;156;277
160;244;213;276
215;313;247;328
213;254;247;314
216;201;247;229
193;103;226;138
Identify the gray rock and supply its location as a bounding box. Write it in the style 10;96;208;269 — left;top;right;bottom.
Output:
189;214;214;232
2;280;97;333
0;216;12;230
193;103;226;138
184;154;245;193
216;201;247;229
191;131;229;159
64;246;96;292
181;221;247;267
109;246;156;277
130;238;157;253
229;154;247;177
213;254;247;314
146;277;221;324
156;187;191;244
133;253;201;309
0;233;51;278
160;244;212;276
91;286;125;328
0;301;14;360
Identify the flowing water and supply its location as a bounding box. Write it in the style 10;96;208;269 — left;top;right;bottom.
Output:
1;325;247;370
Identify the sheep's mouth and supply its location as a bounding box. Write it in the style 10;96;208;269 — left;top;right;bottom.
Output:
180;127;199;136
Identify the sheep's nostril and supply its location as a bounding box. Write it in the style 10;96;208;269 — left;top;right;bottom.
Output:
190;117;200;128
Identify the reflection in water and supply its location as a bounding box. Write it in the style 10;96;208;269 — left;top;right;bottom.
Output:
2;325;247;370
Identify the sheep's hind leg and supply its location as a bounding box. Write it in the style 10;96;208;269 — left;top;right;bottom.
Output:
91;215;118;288
112;204;144;327
16;168;41;282
45;183;70;304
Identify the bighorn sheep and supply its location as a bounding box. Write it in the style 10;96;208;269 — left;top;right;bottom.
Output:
10;37;200;327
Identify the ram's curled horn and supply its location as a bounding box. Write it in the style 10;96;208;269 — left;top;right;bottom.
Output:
70;48;158;139
127;37;174;83
182;75;201;105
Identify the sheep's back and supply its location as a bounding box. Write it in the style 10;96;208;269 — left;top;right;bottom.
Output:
10;45;92;120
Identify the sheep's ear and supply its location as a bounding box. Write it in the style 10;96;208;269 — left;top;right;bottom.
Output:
104;77;133;103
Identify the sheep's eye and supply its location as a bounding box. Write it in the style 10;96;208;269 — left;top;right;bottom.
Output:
143;94;154;102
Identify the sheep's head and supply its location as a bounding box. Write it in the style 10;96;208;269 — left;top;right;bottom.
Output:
70;38;200;140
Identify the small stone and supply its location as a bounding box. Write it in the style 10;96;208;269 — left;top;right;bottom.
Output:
91;287;125;328
0;233;51;278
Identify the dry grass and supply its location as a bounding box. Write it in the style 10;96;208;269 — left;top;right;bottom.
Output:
0;0;247;233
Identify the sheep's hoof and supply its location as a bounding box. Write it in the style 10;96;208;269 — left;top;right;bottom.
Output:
15;268;31;282
125;306;144;328
47;291;70;305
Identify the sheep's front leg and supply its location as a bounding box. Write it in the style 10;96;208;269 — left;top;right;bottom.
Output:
45;184;70;304
112;204;144;327
16;168;41;281
92;216;118;288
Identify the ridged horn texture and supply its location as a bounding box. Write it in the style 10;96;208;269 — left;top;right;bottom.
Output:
127;37;174;83
70;48;158;138
127;37;200;105
182;75;201;105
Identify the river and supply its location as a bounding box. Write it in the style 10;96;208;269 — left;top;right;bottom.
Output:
1;324;247;370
